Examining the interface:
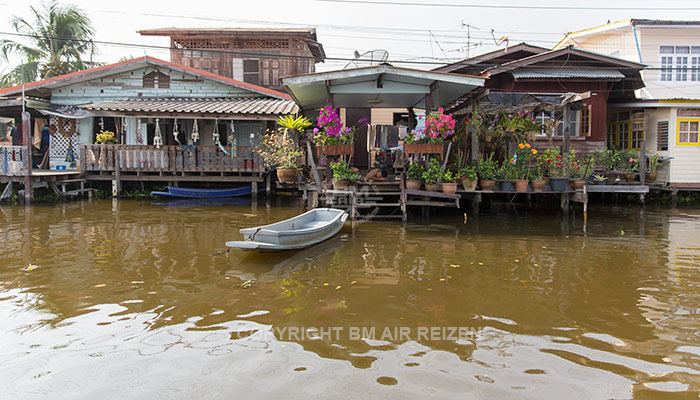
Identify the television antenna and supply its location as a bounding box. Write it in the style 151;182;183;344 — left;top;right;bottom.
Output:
461;21;481;58
344;49;390;69
491;29;514;51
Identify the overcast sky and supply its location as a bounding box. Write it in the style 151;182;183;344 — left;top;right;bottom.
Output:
1;0;698;74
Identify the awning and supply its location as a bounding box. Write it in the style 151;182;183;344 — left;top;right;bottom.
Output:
80;97;298;116
282;64;485;111
453;91;590;115
38;105;93;119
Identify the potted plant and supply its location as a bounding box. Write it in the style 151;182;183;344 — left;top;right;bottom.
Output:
313;106;361;157
499;160;517;192
477;155;498;191
592;174;608;185
623;154;639;182
645;154;661;183
406;162;424;190
403;108;455;156
594;148;621;182
330;159;360;190
513;143;536;193
457;165;478;191
542;148;569;192
569;151;593;190
95;130;118;144
422;158;442;192
441;170;458;194
259;128;303;184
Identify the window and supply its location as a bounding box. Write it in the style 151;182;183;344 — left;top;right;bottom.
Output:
557;110;580;137
657;120;669;151
617;122;630;149
535;110;556;136
678;119;700;145
676;56;688;81
607;123;617;150
579;106;591;136
143;71;170;89
660;46;674;81
692;46;700;82
630;113;645;149
243;60;260;85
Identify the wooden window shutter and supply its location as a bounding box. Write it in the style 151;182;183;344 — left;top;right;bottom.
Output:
579;105;592;136
657;120;669;151
143;72;155;88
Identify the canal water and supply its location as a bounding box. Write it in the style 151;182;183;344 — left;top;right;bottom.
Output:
1;199;699;399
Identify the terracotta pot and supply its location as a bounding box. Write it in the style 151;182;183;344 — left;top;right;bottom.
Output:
515;179;529;193
480;179;496;191
442;182;458;194
425;183;440;192
500;180;514;192
276;167;297;184
531;180;546;192
549;177;570;192
332;180;353;191
406;179;422;190
572;180;586;190
645;172;657;183
625;172;637;182
461;178;477;191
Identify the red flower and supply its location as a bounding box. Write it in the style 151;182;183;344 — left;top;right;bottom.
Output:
576;166;580;170
547;160;552;164
557;162;562;167
555;155;562;160
465;117;471;124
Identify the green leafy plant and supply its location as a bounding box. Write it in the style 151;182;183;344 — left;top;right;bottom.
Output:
259;129;303;168
593;174;608;182
499;160;518;180
406;162;425;180
569;151;595;180
594;148;619;171
646;153;662;173
456;165;477;182
277;115;312;133
477;155;499;180
330;159;360;181
422;158;443;184
540;148;568;178
442;169;457;183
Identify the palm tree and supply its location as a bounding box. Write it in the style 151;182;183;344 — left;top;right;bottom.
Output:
0;1;97;87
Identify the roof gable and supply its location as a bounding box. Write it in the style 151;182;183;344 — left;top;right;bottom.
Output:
434;43;549;74
0;57;290;100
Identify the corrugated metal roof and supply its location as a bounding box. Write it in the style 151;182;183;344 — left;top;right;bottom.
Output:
511;67;625;80
80;98;298;115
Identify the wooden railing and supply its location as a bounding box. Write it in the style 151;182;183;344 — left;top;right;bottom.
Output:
80;144;265;174
0;146;28;176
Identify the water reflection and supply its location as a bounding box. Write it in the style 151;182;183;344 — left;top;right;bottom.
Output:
1;200;699;397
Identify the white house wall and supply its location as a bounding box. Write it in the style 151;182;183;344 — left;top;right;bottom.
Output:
50;66;261;106
638;27;700;100
666;107;700;185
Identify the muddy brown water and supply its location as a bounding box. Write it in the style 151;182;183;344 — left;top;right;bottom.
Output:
1;199;699;399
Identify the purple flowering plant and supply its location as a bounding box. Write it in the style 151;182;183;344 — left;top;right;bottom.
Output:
313;106;367;145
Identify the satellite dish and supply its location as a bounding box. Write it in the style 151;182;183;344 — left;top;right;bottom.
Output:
344;49;390;69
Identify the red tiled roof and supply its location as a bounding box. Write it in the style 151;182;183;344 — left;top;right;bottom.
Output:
0;56;291;100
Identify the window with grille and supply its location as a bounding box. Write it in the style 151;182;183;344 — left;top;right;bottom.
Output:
692;46;700;81
659;45;700;82
657;120;669;151
243;60;259;85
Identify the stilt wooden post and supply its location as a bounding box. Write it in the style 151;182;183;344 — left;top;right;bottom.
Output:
22;111;32;204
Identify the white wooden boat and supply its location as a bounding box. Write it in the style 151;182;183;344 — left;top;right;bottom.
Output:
226;208;348;252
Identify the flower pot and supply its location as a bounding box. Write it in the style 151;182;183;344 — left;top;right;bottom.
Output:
484;135;493;142
531;180;546;192
515;179;529;193
593;179;607;185
461;178;477;192
442;182;458;194
406;179;422;190
572;180;586;190
403;143;444;156
625;172;637;182
549;177;570;192
480;179;496;191
645;172;657;183
500;180;514;192
276;167;297;184
332;180;353;191
425;183;440;192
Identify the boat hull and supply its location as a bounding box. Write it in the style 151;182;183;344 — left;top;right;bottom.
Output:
152;185;252;198
226;208;348;252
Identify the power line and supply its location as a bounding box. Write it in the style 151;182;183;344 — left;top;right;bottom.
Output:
315;0;700;10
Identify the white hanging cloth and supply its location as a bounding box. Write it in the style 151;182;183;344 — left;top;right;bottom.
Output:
154;118;163;148
191;119;199;143
172;118;181;145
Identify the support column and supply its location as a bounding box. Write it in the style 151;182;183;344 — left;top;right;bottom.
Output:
22;111;32;204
